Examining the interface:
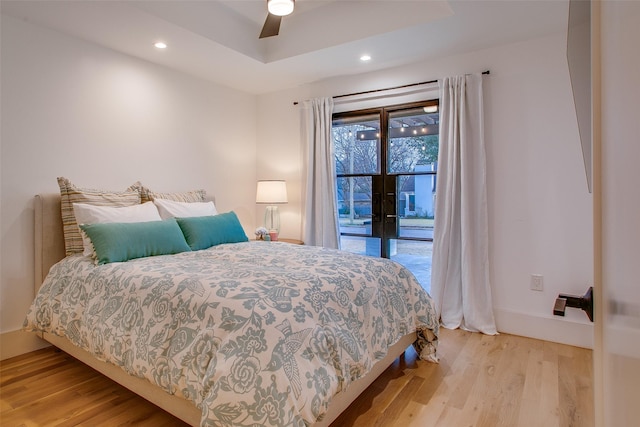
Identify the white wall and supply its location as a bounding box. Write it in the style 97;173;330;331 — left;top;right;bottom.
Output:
257;33;594;347
0;15;258;358
255;87;310;240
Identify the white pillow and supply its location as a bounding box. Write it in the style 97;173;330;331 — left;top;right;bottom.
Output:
73;201;162;256
153;198;218;220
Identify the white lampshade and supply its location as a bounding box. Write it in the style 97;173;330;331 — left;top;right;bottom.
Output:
267;0;295;16
256;180;288;204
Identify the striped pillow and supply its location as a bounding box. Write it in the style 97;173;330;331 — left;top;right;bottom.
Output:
129;182;206;203
57;177;141;256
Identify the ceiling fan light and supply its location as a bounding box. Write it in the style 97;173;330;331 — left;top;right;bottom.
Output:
268;0;294;16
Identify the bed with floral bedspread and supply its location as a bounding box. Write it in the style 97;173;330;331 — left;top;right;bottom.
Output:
25;241;438;427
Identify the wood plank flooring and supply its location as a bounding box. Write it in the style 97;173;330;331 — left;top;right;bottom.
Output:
0;328;593;426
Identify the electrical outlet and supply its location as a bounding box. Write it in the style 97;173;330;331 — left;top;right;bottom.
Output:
531;274;544;291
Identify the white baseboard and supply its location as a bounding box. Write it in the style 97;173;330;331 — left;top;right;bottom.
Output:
494;308;594;349
1;329;51;361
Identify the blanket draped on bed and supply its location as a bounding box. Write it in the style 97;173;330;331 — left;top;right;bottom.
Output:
25;242;438;427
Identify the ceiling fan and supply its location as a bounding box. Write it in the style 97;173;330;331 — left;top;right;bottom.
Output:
259;0;295;39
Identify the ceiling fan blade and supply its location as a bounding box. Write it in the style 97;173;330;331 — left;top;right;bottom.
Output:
259;13;282;39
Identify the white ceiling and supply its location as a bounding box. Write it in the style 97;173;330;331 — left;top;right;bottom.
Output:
1;0;569;95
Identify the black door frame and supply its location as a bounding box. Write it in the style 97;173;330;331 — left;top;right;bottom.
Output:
334;99;438;259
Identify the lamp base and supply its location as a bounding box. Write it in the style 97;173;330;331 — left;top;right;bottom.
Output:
264;206;280;234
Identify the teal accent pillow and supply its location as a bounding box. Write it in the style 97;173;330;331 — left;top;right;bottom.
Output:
80;219;191;265
176;211;248;251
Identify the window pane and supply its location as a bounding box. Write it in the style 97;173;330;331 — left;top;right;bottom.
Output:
397;174;435;239
388;107;439;174
337;176;372;236
333;114;380;175
339;235;381;258
389;239;432;292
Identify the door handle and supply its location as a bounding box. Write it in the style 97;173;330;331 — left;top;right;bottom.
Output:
372;193;381;221
384;192;396;223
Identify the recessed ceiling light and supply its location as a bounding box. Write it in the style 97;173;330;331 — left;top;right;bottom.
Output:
154;42;167;49
360;54;371;62
423;105;438;113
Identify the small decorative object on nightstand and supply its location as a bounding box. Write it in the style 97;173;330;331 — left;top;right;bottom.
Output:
255;227;269;240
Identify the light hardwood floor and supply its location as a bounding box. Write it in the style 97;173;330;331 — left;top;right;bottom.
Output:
0;328;593;427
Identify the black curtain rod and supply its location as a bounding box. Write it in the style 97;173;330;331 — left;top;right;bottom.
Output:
293;70;490;105
333;79;438;100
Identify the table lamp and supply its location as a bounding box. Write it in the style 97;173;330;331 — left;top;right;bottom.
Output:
256;180;288;235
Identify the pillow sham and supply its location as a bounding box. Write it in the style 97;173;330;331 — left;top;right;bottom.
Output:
73;201;162;256
176;212;248;251
80;219;191;265
153;198;218;220
57;177;141;256
129;182;206;203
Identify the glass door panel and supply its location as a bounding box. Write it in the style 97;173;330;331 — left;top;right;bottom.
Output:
339;236;382;258
389;239;433;293
334;112;383;257
388;106;439;174
337;176;373;236
396;174;435;240
333;113;380;175
384;104;438;291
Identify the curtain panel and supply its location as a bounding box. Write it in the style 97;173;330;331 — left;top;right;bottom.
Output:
301;97;340;249
431;74;497;334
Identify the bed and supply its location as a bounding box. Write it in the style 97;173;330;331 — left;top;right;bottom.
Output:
25;193;438;427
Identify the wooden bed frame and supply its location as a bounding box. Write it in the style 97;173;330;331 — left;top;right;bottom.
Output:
33;193;416;426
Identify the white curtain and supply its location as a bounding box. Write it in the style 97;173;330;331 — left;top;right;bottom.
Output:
431;74;497;334
301;97;340;249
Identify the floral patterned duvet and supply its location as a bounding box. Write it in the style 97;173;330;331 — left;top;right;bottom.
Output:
24;241;438;426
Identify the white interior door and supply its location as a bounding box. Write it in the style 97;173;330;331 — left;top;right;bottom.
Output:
595;1;640;425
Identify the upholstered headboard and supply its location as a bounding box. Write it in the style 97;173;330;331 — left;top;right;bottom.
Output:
34;192;217;293
34;194;66;292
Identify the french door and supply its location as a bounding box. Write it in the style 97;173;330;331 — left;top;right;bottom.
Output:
332;100;439;291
